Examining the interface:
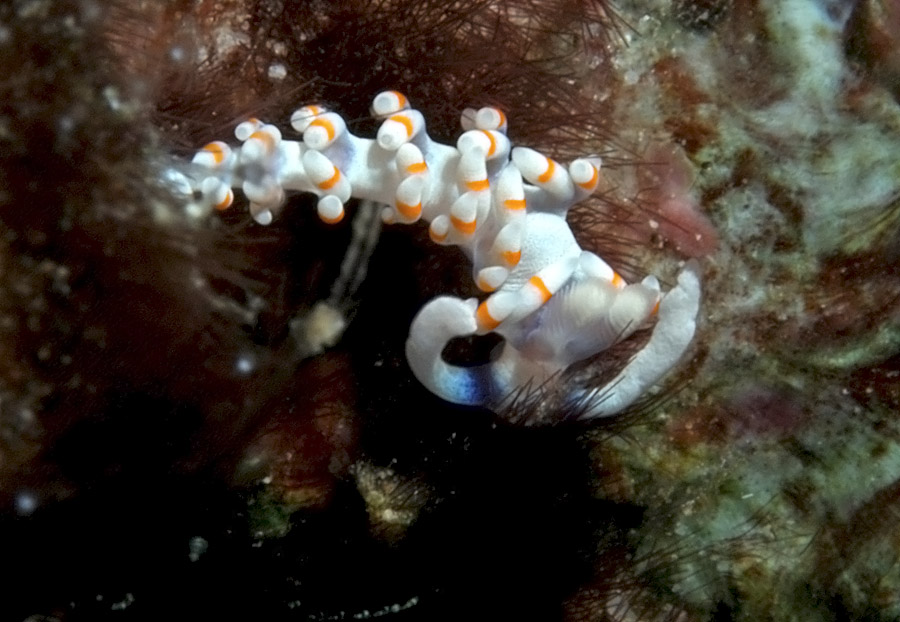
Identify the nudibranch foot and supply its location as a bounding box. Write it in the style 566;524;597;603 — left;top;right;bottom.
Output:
572;261;701;419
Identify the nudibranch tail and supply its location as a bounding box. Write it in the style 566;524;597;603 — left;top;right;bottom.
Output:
175;91;701;422
404;297;499;406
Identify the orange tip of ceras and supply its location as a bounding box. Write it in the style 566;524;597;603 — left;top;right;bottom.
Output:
202;141;229;165
475;107;507;132
537;158;556;183
290;106;325;132
235;118;263;141
389;114;414;138
309;117;336;141
321;211;344;225
465;179;489;192
450;215;477;235
480;130;497;157
391;91;408;109
215;189;234;211
502;250;521;266
428;219;449;243
476;301;501;331
527;275;553;303
576;165;598;190
396;201;422;220
317;166;341;190
249;130;276;153
371;91;409;116
317;196;345;224
477;278;496;293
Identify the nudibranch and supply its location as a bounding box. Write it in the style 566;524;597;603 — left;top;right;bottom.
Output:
168;91;701;419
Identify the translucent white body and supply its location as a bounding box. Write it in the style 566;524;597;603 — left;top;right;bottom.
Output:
172;92;702;419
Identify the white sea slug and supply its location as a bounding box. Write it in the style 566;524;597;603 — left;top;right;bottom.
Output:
171;91;701;419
